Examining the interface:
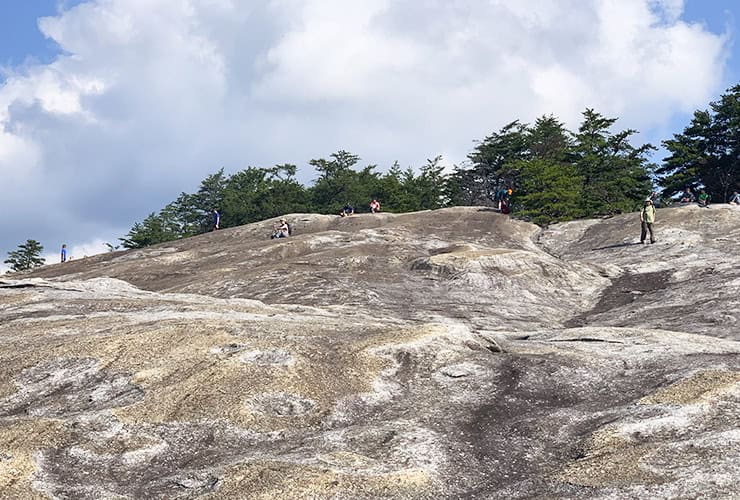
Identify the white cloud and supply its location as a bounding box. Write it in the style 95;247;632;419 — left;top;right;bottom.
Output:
1;237;114;276
0;0;732;256
57;237;112;262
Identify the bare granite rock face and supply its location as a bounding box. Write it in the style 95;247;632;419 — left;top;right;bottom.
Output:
1;205;739;499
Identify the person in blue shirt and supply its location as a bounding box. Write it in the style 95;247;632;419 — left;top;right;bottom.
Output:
213;209;221;230
61;244;67;263
340;203;354;217
729;191;740;205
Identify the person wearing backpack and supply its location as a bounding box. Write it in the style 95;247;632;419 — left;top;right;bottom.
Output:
640;199;656;244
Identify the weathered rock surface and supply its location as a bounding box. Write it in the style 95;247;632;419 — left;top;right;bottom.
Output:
1;205;738;499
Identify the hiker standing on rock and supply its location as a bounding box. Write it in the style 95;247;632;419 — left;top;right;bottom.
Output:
213;209;221;230
640;199;656;245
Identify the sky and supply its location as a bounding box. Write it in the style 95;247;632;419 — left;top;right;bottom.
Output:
0;0;738;271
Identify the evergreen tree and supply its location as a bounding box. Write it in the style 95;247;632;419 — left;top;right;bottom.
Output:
221;167;271;226
658;85;740;202
193;168;228;231
4;240;46;272
118;105;663;247
512;159;583;224
445;165;478;206
573;109;654;216
120;212;178;249
374;162;407;212
409;156;448;210
262;164;311;217
466;121;529;205
512;116;583;224
527;115;573;162
309;151;368;213
166;192;203;237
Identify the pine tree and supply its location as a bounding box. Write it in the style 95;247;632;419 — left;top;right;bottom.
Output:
658;85;740;202
119;213;178;249
573;109;654;216
309;151;366;214
467;121;529;205
512;116;582;224
4;240;46;272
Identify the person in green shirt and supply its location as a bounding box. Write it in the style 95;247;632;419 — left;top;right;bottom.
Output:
698;189;710;208
640;199;656;244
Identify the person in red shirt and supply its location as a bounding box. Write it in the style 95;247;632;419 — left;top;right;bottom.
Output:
370;198;381;213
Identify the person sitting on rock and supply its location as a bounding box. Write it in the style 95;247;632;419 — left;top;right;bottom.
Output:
340;203;354;217
271;218;290;239
679;188;695;204
369;198;381;213
698;190;710;208
728;191;740;205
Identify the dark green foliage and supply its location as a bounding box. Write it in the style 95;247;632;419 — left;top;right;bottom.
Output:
221;165;309;226
572;109;654;216
404;156;448;211
193;169;228;231
120;165;312;249
452;112;653;224
4;240;45;272
508;117;583;224
120;212;178;249
466;121;529;205
444;165;478;206
221;167;272;225
372;162;407;211
658;85;740;202
310;151;378;214
121;105;666;246
260;164;311;218
512;159;583;225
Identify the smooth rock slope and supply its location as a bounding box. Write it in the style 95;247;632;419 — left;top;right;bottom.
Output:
1;206;738;499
